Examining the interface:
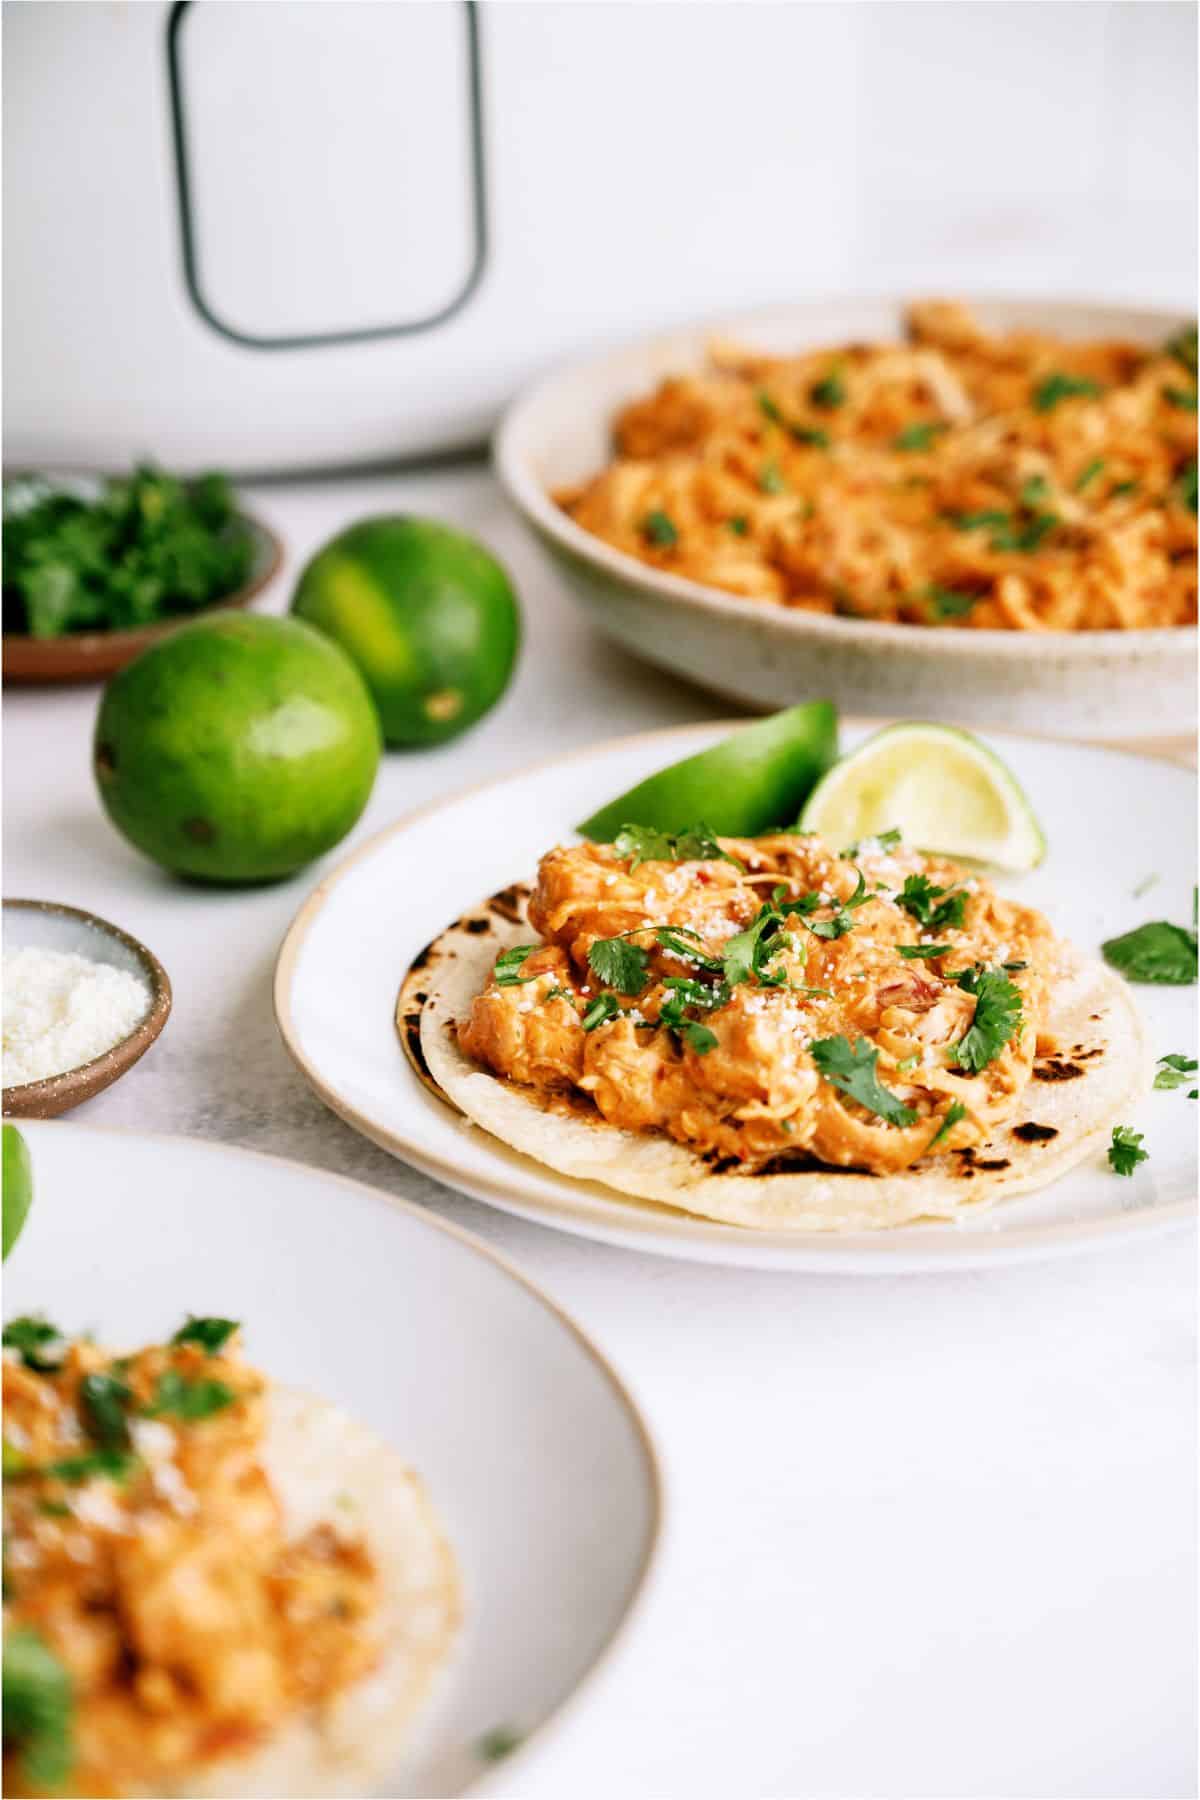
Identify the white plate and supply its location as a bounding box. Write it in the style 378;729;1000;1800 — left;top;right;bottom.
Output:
5;1122;661;1798
494;296;1197;739
275;721;1197;1272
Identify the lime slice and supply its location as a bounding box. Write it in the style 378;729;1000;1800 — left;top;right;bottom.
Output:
797;722;1046;871
3;1124;33;1261
578;702;837;841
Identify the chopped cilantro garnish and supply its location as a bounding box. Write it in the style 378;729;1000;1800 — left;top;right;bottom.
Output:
949;509;1010;531
1102;915;1197;985
788;869;872;942
143;1370;235;1422
759;460;787;494
653;926;724;971
1075;457;1105;491
727;515;749;535
1109;479;1139;499
895;1054;921;1074
79;1372;132;1453
2;1315;64;1373
658;976;727;1053
1107;1125;1148;1177
926;1099;967;1152
3;1627;75;1789
1153;1053;1198;1091
810;1036;917;1127
926;585;977;620
756;390;784;425
1032;372;1102;411
989;510;1059;553
948;965;1023;1072
39;1449;138;1485
477;1726;524;1762
640;510;678;548
581;992;621;1032
170;1316;239;1355
680;1021;718;1054
896;874;966;934
893;421;947;451
810;370;846;410
1165;324;1197;377
1165;386;1198;412
612;822;739;871
494;944;541;987
790;424;830;448
898;943;951;960
1019;474;1051;507
1176;458;1198;514
587;937;650;997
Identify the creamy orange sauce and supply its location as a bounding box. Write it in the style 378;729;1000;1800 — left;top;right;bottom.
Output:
459;832;1062;1174
3;1331;378;1798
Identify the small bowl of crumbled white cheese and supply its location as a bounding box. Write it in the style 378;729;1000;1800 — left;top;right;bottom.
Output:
2;901;171;1117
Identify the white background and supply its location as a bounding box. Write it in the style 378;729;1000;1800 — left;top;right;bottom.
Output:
4;463;1196;1798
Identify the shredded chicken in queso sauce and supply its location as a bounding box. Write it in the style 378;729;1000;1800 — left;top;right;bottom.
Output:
3;1325;378;1797
459;830;1064;1175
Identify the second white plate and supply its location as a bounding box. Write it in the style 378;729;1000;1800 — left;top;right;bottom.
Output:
275;721;1197;1272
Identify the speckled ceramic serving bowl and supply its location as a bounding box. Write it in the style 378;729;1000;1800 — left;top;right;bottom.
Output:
495;296;1196;739
2;901;172;1118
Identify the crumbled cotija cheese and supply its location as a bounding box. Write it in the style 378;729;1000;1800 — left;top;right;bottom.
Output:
2;947;151;1087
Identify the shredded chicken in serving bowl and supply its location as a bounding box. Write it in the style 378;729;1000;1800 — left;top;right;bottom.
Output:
557;301;1197;631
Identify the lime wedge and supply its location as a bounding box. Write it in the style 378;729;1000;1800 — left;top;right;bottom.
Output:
3;1124;33;1261
578;702;837;841
797;722;1046;871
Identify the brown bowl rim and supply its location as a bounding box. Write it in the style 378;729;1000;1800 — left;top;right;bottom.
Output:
2;900;173;1117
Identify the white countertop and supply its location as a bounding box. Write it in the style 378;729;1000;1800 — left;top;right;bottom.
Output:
5;463;1195;1800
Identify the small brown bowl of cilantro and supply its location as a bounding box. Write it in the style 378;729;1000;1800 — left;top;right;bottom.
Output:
2;466;283;684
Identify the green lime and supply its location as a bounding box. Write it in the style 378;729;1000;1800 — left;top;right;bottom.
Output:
93;614;381;883
798;721;1046;870
3;1124;33;1261
578;702;838;841
291;516;520;747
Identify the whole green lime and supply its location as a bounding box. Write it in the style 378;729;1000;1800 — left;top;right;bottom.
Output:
2;1124;33;1261
291;516;520;747
93;614;381;883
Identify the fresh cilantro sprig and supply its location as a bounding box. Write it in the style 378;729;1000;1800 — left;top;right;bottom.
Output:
1108;1125;1148;1177
79;1372;133;1452
587;936;651;996
612;822;741;871
494;945;543;987
640;509;678;548
893;421;948;451
581;993;621;1032
2;1628;75;1790
170;1316;239;1355
1032;372;1103;412
1165;325;1197;377
1102;907;1197;985
898;943;952;960
948;965;1024;1073
810;1036;917;1127
143;1370;236;1422
2;1315;65;1373
896;874;967;934
1153;1053;1198;1092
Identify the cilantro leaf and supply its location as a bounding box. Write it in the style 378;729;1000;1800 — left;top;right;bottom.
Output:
949;966;1023;1072
640;510;678;548
494;945;542;987
1108;1125;1148;1177
2;1627;75;1790
581;993;621;1032
170;1316;239;1355
810;1036;917;1126
1165;386;1198;412
788;868;872;942
893;421;947;451
79;1372;133;1452
1165;324;1197;377
653;926;724;971
2;1315;65;1373
810;370;846;410
143;1370;235;1422
1153;1053;1199;1091
680;1021;718;1054
1102;917;1197;985
39;1449;138;1485
926;1099;967;1152
1176;458;1198;514
727;515;749;536
587;937;650;996
612;822;739;871
756;390;784;424
1075;457;1105;491
926;585;977;620
790;424;829;448
721;906;784;986
759;460;787;494
949;509;1011;532
898;943;951;960
896;874;967;934
1032;372;1103;411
